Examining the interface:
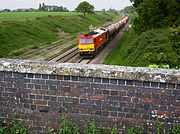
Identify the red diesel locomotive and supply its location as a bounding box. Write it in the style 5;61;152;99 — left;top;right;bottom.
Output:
78;15;129;57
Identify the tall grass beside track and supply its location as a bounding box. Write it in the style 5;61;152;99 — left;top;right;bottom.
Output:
0;12;118;58
104;28;138;66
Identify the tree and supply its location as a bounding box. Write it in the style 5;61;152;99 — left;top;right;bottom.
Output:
41;3;45;11
37;3;69;12
130;0;180;33
38;3;42;11
130;0;144;7
75;1;94;16
102;8;106;13
120;6;135;14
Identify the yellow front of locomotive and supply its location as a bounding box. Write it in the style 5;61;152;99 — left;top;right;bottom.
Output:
78;36;95;56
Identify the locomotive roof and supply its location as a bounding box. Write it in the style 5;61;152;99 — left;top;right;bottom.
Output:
83;27;108;38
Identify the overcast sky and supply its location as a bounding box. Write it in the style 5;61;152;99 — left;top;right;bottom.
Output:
0;0;132;11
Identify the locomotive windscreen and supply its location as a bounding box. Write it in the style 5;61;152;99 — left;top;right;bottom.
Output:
86;38;93;44
79;39;86;44
79;38;93;44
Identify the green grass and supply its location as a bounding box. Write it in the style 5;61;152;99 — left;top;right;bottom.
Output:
0;12;118;58
104;28;138;66
104;28;180;68
0;12;80;22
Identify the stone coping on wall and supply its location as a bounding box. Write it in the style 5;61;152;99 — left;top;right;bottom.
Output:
0;58;180;84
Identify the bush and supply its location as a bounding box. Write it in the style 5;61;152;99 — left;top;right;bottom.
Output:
124;28;180;68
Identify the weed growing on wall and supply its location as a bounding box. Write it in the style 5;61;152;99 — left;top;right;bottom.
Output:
48;114;119;134
0;113;27;134
127;126;143;134
110;125;118;134
48;114;180;134
1;115;180;134
156;122;165;134
59;114;80;134
127;123;180;134
0;121;27;134
0;124;6;134
172;124;180;134
84;122;100;134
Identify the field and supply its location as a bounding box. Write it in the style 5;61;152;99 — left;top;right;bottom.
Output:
0;12;119;58
0;12;80;22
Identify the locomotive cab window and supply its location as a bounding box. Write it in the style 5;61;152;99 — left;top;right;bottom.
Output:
86;38;93;44
79;39;86;44
80;38;93;44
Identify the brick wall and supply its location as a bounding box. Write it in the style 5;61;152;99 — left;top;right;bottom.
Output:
0;59;180;133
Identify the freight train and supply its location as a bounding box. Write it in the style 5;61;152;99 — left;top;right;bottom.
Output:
78;15;129;57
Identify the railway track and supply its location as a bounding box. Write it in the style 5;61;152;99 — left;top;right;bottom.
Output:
16;36;75;60
48;46;92;64
77;58;92;64
49;47;79;63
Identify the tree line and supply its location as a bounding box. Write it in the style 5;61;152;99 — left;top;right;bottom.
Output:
38;3;69;12
0;1;93;13
0;3;69;12
0;1;118;15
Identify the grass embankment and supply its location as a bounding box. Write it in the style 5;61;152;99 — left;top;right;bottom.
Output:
104;28;180;68
0;12;118;58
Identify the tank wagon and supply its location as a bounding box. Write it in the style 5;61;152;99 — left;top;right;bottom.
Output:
78;15;129;57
